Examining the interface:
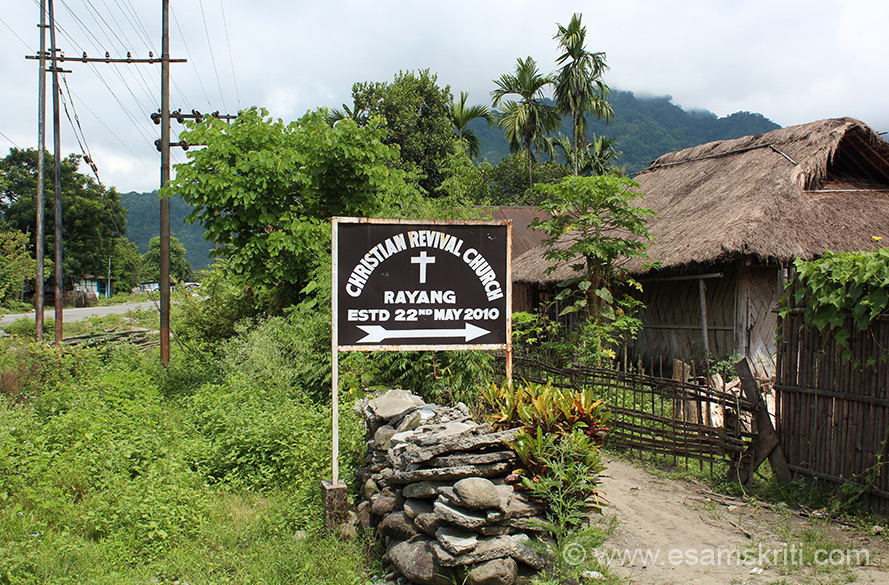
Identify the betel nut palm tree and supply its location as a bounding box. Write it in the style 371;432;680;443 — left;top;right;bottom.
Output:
491;57;562;188
554;13;613;176
450;92;493;159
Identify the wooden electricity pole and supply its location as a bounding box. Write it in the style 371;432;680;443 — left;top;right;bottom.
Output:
48;0;64;345
35;0;47;341
159;0;172;365
29;1;185;359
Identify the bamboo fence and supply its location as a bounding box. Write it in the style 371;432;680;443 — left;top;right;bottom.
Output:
776;310;889;513
495;355;757;472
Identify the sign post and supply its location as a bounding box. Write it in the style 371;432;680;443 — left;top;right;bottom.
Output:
325;217;512;527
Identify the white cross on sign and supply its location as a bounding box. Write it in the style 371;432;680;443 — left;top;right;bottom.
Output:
411;251;436;284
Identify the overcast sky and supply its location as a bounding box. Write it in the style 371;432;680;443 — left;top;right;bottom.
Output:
1;0;887;194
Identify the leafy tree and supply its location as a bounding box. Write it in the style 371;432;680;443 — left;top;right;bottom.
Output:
450;92;493;159
553;13;613;176
553;133;621;177
349;69;457;195
0;148;127;283
119;190;213;272
141;235;192;284
532;175;656;364
327;102;367;127
111;237;143;292
476;152;570;206
166;106;422;303
491;57;562;188
0;229;36;303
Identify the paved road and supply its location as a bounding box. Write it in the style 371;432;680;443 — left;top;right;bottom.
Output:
0;301;159;326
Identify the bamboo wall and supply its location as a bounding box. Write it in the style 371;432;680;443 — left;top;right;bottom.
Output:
633;264;782;376
776;311;889;514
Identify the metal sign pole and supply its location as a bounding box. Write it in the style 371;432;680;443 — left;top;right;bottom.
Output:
330;220;340;484
322;219;348;533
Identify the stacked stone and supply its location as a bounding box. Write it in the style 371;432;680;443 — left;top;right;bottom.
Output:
356;390;548;585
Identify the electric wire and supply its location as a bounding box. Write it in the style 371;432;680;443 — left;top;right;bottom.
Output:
197;0;228;112
118;0;155;53
66;85;155;173
0;15;34;50
218;0;240;110
103;0;151;54
28;0;162;156
170;5;212;109
79;0;129;53
57;0;158;116
0;130;22;149
35;7;160;152
22;0;217;192
60;72;127;240
80;0;162;107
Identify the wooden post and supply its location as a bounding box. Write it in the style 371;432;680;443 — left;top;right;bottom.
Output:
698;278;710;367
735;357;792;484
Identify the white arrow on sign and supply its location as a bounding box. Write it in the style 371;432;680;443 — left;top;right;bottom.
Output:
356;323;490;344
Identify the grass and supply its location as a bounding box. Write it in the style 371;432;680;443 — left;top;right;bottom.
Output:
0;308;375;585
1;308;159;339
0;301;33;316
96;292;153;306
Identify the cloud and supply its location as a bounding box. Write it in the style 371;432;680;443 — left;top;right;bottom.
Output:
3;0;889;193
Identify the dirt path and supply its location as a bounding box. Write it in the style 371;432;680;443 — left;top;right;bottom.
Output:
594;455;889;584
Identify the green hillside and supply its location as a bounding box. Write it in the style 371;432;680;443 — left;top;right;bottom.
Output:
119;92;777;267
472;89;780;174
119;191;213;272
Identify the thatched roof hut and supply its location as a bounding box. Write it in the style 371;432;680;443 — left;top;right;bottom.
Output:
513;118;889;375
515;117;889;283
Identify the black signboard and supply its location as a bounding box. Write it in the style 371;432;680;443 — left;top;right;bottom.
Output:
333;218;511;351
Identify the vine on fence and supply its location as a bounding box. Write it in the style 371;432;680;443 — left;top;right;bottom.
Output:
781;247;889;365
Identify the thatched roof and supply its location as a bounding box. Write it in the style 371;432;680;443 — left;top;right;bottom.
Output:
515;117;889;283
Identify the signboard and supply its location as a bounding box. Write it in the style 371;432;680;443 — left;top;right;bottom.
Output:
333;217;511;351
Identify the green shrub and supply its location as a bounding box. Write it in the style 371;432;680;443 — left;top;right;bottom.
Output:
221;308;332;400
174;264;271;347
365;350;493;405
1;318;52;339
187;377;364;528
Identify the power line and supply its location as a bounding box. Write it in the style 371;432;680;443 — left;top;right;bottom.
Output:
0;15;34;49
60;75;127;240
56;1;158;115
219;0;240;110
118;0;156;53
0;129;22;148
170;5;212;109
66;85;156;172
197;0;227;112
77;0;162;106
30;0;159;153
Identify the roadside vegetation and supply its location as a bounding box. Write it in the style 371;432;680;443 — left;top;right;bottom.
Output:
6;11;877;585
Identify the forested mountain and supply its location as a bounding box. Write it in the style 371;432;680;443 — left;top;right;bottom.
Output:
471;89;780;173
119;191;213;272
118;91;778;265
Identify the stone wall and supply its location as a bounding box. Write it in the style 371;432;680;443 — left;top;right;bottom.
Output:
355;389;547;585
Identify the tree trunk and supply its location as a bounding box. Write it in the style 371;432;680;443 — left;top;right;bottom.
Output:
526;141;533;189
573;115;580;176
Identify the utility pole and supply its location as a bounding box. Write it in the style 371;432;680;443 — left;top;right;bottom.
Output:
35;0;47;341
28;2;185;360
160;0;172;366
48;0;64;345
